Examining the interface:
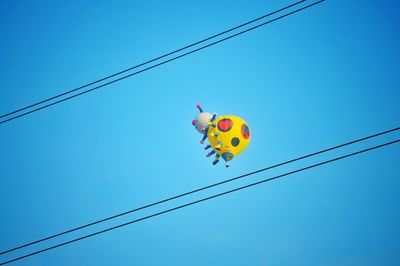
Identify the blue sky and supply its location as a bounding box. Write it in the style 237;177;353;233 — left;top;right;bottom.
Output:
0;0;399;265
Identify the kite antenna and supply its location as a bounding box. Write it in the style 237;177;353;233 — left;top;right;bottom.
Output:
196;104;203;113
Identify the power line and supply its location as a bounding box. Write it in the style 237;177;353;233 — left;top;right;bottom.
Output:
1;139;398;265
1;126;398;256
0;0;307;121
0;0;324;125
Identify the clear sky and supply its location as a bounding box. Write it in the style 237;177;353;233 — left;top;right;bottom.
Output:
0;0;399;265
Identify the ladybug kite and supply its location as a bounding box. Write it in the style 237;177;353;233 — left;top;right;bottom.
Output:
192;104;251;167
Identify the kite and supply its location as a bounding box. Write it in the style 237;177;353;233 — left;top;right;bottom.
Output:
192;104;251;167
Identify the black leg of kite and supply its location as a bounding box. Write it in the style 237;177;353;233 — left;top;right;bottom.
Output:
212;154;220;165
206;150;216;157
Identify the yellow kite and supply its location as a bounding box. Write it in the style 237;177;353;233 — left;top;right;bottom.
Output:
192;104;251;167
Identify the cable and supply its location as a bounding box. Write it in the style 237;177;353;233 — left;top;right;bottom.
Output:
1;126;398;256
0;0;307;121
1;139;398;265
0;0;324;125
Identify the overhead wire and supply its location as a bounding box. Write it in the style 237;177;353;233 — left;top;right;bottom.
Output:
0;126;398;257
0;0;324;125
0;126;397;253
0;0;307;121
1;138;399;265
